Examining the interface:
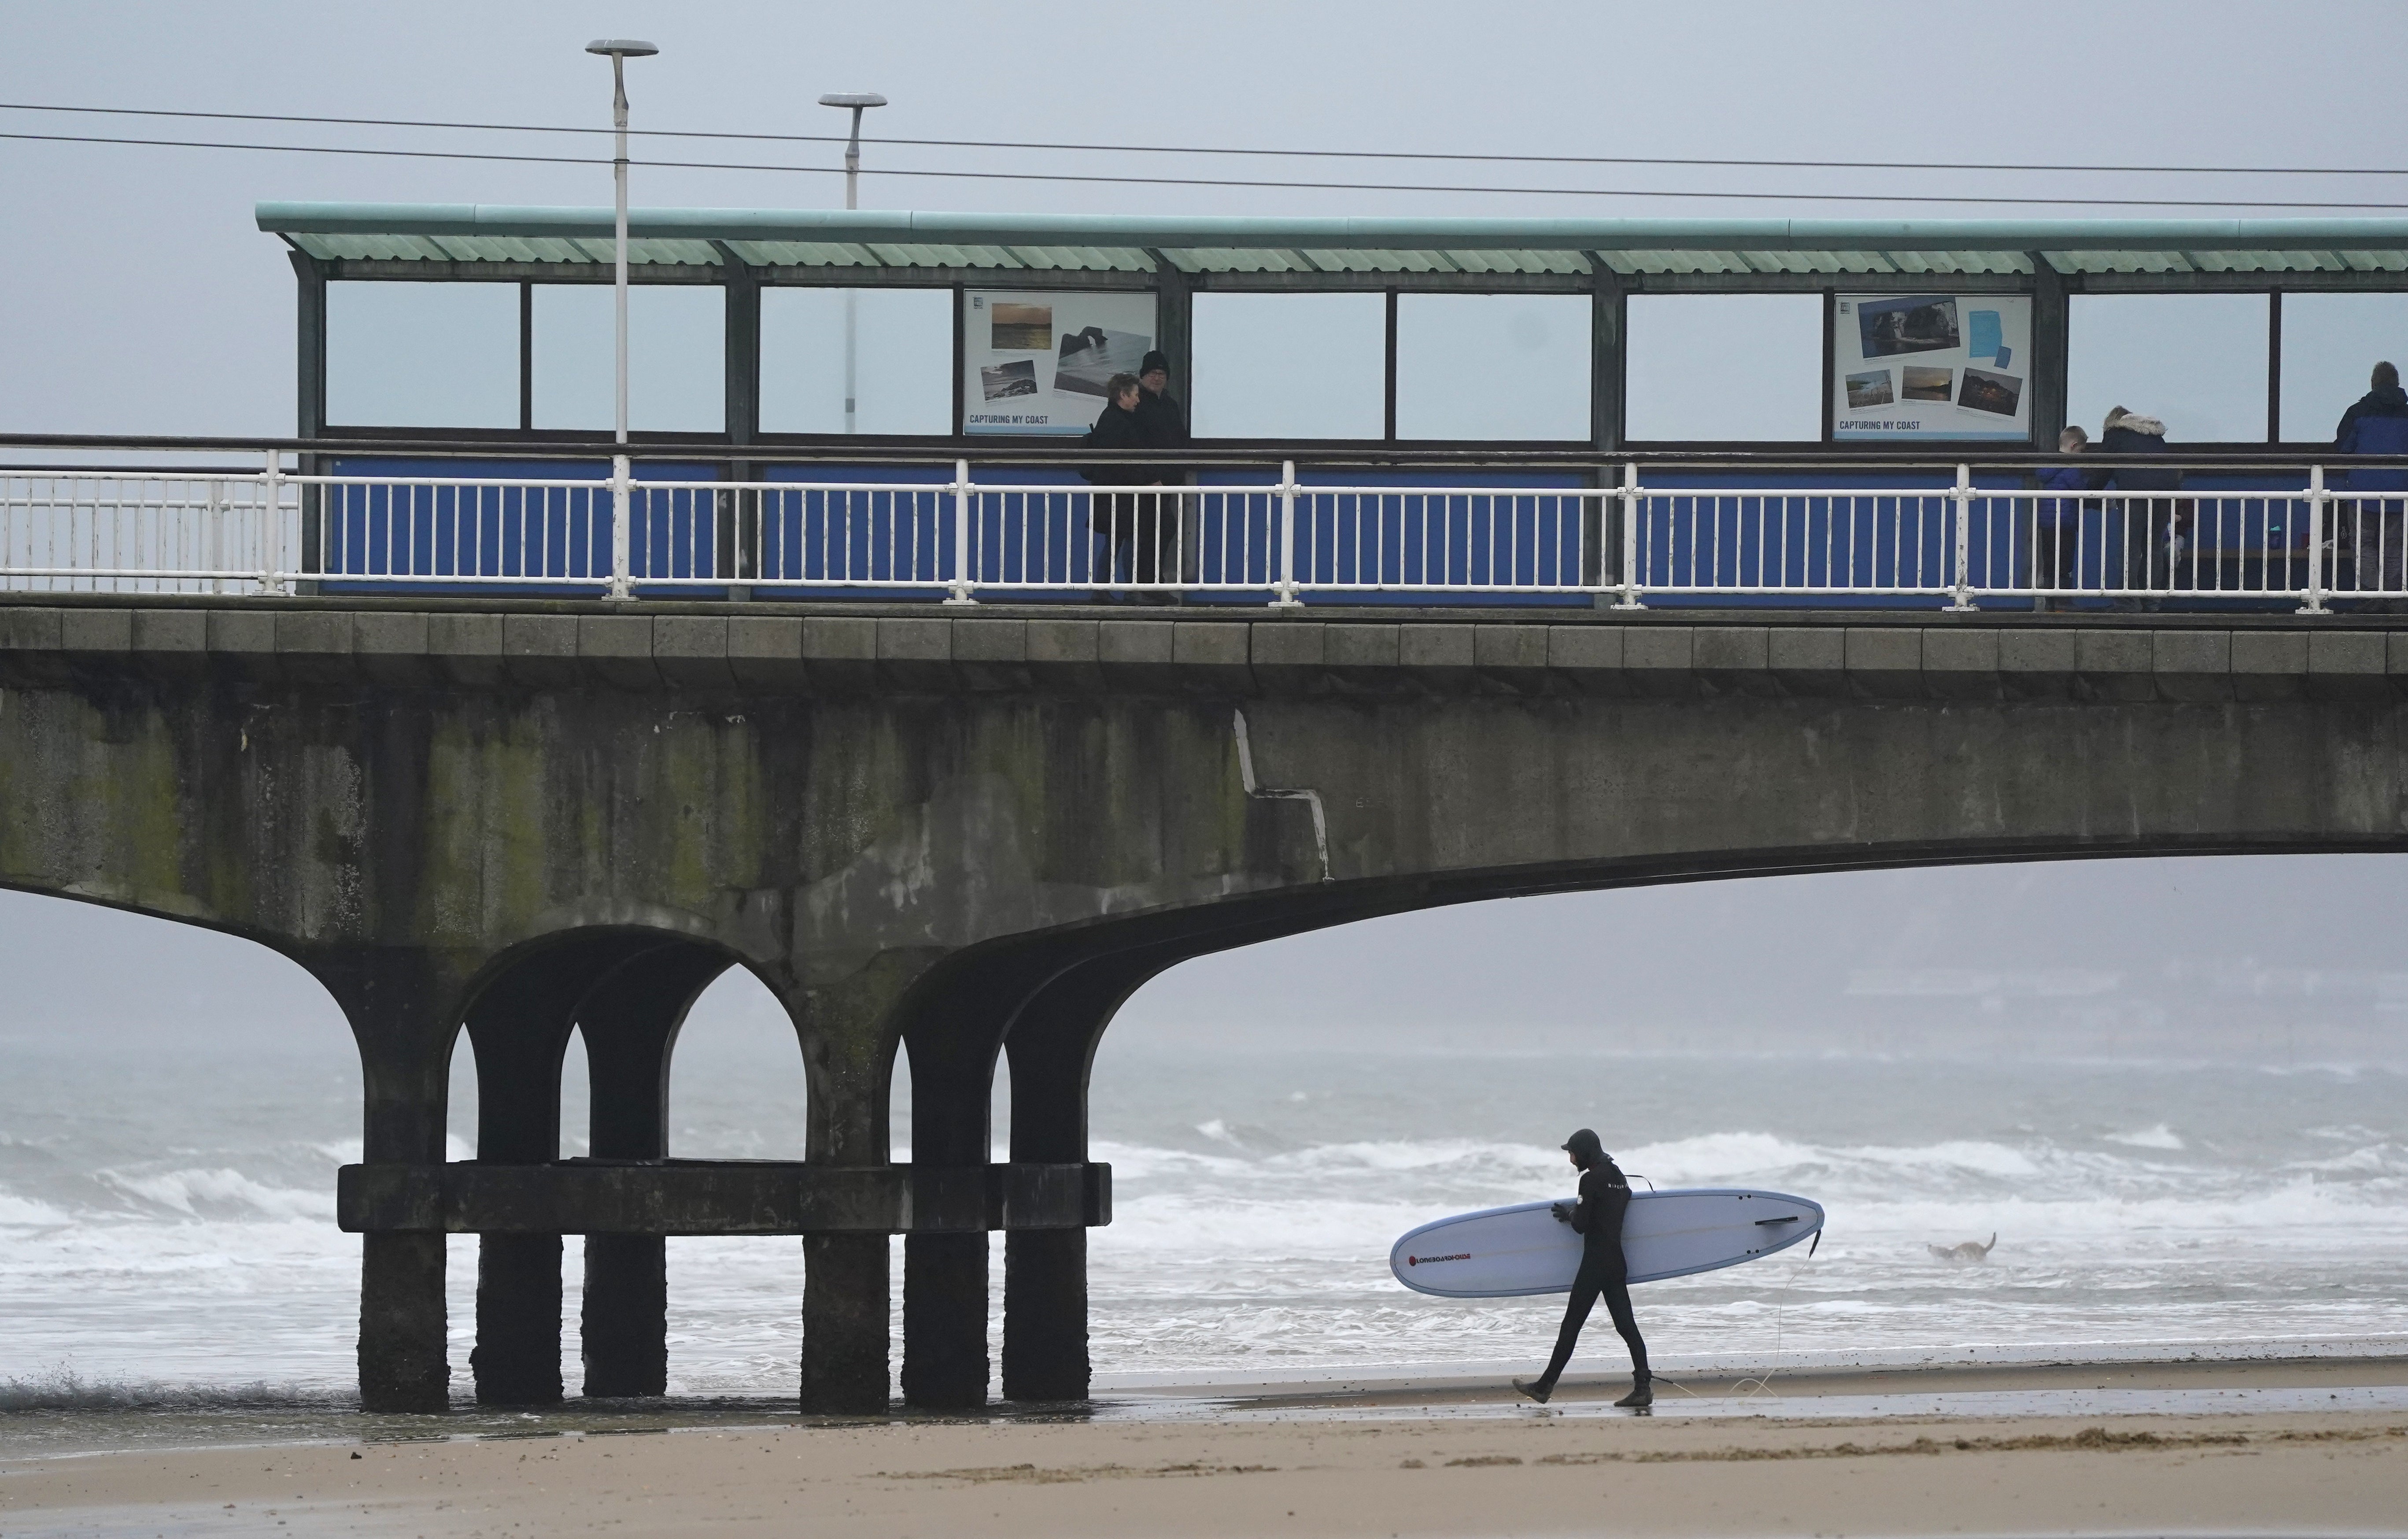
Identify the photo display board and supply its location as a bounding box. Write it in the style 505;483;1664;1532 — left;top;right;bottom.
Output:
962;289;1158;436
1832;293;2032;441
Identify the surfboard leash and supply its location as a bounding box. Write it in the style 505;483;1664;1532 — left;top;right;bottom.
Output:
1725;1229;1824;1400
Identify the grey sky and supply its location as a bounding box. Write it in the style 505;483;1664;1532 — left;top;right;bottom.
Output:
7;1;2408;437
5;4;2408;1077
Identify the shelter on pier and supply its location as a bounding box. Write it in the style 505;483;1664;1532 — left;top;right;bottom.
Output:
260;205;2408;452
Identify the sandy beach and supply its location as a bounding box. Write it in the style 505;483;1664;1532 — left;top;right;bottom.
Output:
5;1358;2402;1538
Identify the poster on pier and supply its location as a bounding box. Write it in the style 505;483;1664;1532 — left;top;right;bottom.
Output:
961;289;1159;436
1832;293;2032;441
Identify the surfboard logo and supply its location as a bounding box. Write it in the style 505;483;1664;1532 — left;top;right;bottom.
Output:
1407;1252;1470;1266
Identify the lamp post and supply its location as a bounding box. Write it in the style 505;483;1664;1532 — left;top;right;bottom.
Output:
818;92;886;434
587;39;659;444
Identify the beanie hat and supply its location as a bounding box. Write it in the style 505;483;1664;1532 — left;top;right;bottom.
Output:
1140;350;1171;377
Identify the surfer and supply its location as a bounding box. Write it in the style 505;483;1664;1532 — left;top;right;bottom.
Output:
1513;1128;1651;1408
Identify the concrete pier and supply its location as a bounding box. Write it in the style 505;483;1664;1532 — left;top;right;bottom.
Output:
9;599;2408;1412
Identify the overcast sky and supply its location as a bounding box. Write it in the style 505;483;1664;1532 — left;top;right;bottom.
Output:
6;4;2408;1077
8;2;2408;438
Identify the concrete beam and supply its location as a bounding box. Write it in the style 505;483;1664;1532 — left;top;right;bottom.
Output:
2309;630;2390;700
1845;627;1922;698
132;609;209;678
275;611;356;682
354;612;434;685
650;615;734;689
205;609;277;679
26;601;2408;708
877;617;954;691
337;1161;1110;1236
1250;620;1327;695
951;618;1032;691
728;614;805;688
1026;618;1104;691
1547;624;1625;696
504;614;580;687
803;615;877;690
0;606;66;683
1623;626;1694;697
577;615;660;689
1920;628;2000;701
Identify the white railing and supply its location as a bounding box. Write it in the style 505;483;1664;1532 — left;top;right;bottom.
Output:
0;453;301;595
4;454;2402;612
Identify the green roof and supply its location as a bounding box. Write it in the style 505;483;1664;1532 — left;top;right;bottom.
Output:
256;204;2408;277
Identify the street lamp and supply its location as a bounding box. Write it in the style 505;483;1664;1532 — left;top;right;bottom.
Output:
587;39;659;445
818;92;886;434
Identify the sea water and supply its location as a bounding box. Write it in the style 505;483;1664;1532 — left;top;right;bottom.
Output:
0;1030;2401;1411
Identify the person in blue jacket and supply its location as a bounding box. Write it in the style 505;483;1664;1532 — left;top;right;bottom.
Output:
2031;425;2089;608
2334;362;2408;601
1514;1128;1652;1408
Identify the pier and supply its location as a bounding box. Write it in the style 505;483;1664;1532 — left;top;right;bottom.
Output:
6;207;2408;1412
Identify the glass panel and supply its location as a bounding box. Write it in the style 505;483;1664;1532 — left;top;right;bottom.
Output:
1192;292;1384;440
531;284;724;433
1394;293;1590;441
761;287;952;435
2279;293;2408;444
325;281;516;429
2068;293;2268;444
1625;294;1823;441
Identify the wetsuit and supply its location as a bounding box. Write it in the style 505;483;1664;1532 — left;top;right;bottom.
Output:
1531;1159;1650;1395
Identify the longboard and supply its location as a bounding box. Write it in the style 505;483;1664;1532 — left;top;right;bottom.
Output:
1390;1189;1824;1298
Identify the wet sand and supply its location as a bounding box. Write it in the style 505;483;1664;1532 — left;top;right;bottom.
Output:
4;1358;2403;1537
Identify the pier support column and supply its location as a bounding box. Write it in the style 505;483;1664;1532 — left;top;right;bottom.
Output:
316;946;471;1414
902;1232;990;1407
1001;954;1148;1402
801;1233;892;1413
470;1234;563;1405
462;938;646;1407
900;963;1016;1411
794;955;933;1415
358;1229;450;1411
578;946;728;1398
1001;1229;1088;1401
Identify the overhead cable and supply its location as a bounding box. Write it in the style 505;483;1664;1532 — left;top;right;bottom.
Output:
7;129;2408;211
1;100;2403;181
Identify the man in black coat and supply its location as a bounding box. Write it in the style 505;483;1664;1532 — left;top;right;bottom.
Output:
1134;350;1189;449
1128;351;1189;593
2334;362;2408;599
1514;1128;1653;1408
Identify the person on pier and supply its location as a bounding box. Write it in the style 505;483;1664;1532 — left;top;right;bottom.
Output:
1514;1128;1652;1409
2334;360;2408;604
1080;372;1149;596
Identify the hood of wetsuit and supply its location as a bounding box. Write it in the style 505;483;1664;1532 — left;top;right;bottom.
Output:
1562;1128;1605;1165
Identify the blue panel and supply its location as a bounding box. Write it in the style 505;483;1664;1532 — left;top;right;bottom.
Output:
319;459;724;597
1191;466;1594;608
753;462;954;601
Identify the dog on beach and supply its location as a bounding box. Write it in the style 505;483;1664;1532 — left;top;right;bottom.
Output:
1928;1232;1997;1262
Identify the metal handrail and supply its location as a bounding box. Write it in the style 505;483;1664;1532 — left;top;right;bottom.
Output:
7;432;2408;474
3;451;2398;614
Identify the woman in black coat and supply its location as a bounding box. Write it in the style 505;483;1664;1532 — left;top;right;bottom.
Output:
2086;407;2184;602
